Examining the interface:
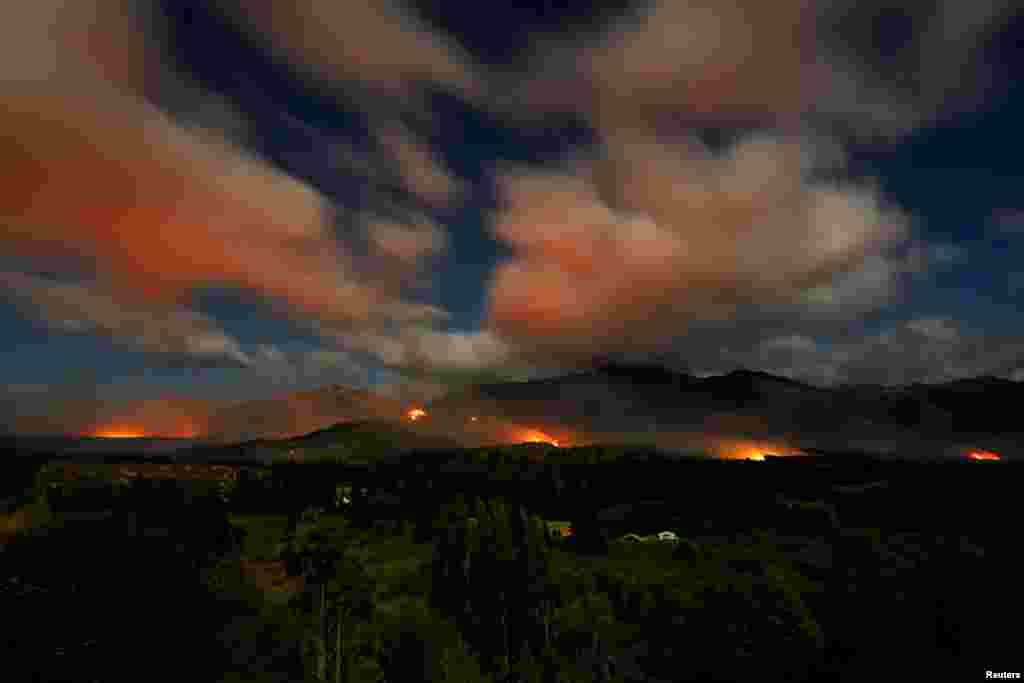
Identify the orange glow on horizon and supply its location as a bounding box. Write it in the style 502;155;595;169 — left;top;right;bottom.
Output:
730;445;767;461
717;439;804;461
91;427;148;439
88;420;200;439
516;429;560;447
967;450;1000;461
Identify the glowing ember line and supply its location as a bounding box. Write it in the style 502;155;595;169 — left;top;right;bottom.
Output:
967;450;1000;461
518;429;559;447
717;439;803;461
92;428;147;439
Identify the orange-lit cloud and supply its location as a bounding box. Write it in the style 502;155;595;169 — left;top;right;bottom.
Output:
4;0;1019;421
518;0;1018;138
521;0;815;131
473;0;1015;375
0;0;459;379
210;0;480;98
369;217;448;263
486;135;910;358
0;92;435;327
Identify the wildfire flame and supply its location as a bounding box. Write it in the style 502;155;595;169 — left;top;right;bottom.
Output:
91;427;148;439
967;450;1000;461
407;408;427;422
717;439;803;461
89;420;199;439
517;429;559;447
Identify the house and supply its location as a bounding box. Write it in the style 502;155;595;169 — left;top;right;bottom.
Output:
656;531;679;542
335;484;353;507
546;520;573;539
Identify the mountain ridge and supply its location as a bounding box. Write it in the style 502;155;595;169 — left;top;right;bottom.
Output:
6;366;1022;460
426;363;1024;459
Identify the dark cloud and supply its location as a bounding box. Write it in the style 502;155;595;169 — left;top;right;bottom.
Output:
0;273;252;368
209;0;481;99
815;0;1020;137
375;121;466;208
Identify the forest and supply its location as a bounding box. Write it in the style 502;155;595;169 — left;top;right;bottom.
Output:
1;443;1016;682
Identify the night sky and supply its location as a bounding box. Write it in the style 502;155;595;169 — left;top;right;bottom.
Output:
2;0;1024;434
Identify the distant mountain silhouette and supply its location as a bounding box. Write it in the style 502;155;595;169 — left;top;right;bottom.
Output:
284;419;462;451
186;419;464;463
204;384;409;442
591;361;699;387
900;376;1024;435
8;365;1021;461
428;363;1024;459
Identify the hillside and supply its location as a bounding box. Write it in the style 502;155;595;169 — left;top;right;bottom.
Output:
192;419;465;463
7;366;1024;462
203;385;410;443
428;363;1024;460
